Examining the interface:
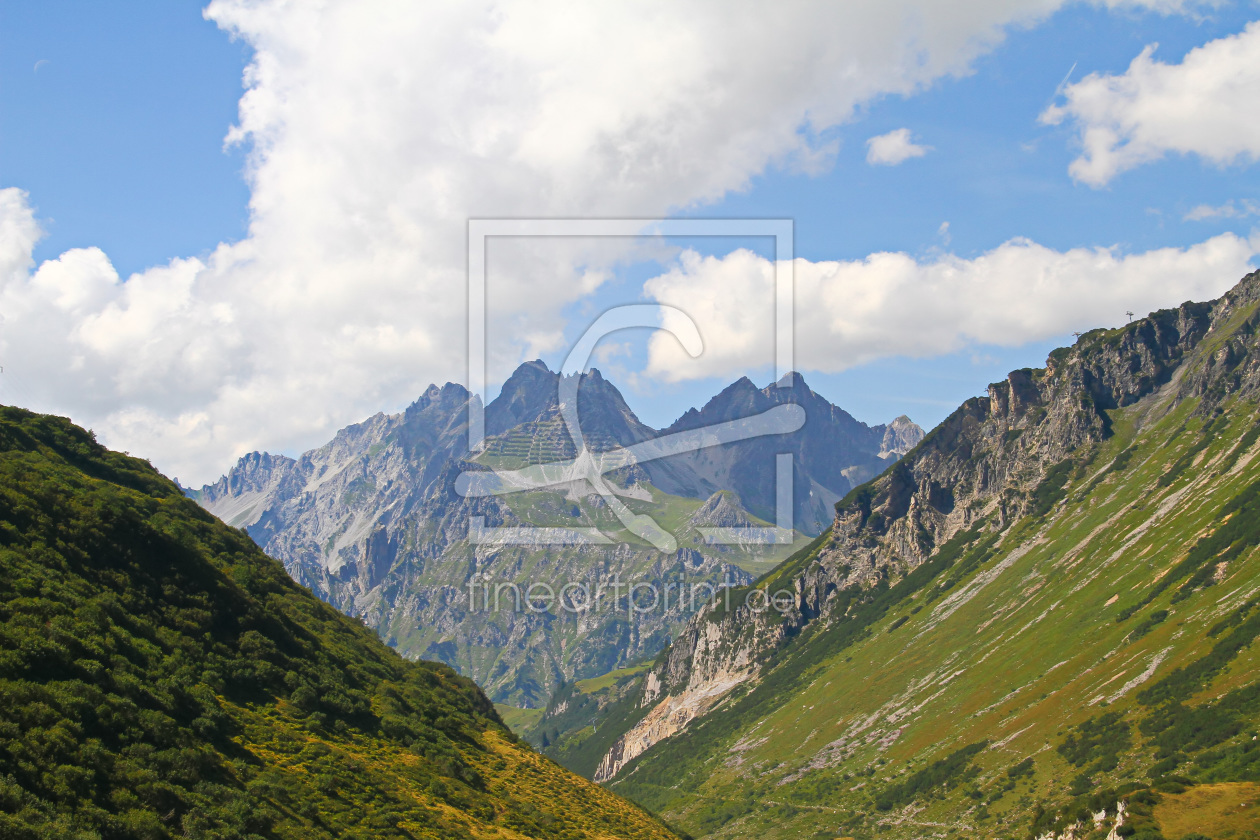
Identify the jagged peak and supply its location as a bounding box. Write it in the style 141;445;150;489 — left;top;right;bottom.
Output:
194;449;297;496
501;359;558;388
408;380;471;412
1225;267;1260;300
704;375;761;407
773;370;811;392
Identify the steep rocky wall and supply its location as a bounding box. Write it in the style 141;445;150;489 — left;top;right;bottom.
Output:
593;270;1260;780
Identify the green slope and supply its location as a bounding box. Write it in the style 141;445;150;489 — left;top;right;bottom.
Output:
0;406;678;840
583;276;1260;839
616;397;1260;838
525;662;658;777
375;477;794;708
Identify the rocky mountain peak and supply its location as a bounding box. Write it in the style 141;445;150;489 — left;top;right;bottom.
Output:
406;380;471;418
486;360;560;435
194;355;925;702
773;370;812;394
877;414;925;459
685;490;756;530
485;360;646;442
667;375;765;431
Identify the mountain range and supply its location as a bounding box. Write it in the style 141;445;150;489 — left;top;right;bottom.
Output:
527;270;1260;840
191;364;922;706
6;269;1260;840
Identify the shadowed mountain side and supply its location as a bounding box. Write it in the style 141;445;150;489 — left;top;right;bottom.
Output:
655;372;921;534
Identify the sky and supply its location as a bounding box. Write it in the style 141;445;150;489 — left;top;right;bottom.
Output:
1;0;1259;485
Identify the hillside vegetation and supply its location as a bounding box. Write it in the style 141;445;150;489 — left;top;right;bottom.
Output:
554;272;1260;840
0;406;678;840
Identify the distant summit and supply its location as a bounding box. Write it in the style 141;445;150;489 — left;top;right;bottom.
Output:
193;360;921;704
657;369;924;533
878;414;922;459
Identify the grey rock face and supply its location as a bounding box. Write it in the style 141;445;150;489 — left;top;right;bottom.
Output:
194;362;921;706
877;414;923;459
654;373;924;535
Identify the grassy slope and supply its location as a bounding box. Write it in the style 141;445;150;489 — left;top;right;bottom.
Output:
0;406;678;840
493;705;544;736
1153;782;1259;839
606;352;1260;837
575;663;653;695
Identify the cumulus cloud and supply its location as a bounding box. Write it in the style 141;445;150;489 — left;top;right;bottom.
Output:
642;233;1257;381
866;128;932;165
0;0;1219;483
1042;21;1260;186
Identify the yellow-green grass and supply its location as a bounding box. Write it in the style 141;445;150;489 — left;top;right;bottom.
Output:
495;704;545;735
1155;782;1260;840
575;662;653;695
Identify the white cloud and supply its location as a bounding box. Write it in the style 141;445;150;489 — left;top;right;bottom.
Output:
0;0;1217;483
0;190;39;282
642;233;1257;381
1184;199;1259;221
1042;21;1260;186
866;128;932;166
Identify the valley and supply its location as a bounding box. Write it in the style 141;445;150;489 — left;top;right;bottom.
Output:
11;4;1260;838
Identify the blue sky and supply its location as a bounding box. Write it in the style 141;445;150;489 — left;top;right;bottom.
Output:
723;5;1257;260
2;1;1259;482
0;2;250;276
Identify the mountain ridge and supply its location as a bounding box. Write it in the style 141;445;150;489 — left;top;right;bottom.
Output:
547;270;1260;839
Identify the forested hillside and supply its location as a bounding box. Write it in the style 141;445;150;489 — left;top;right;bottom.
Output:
0;406;678;840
